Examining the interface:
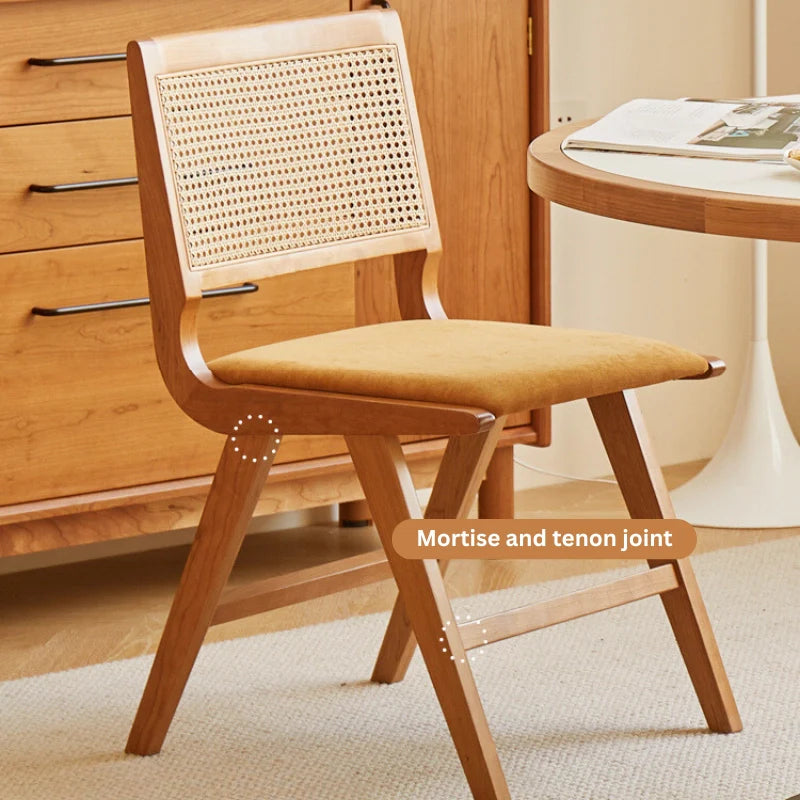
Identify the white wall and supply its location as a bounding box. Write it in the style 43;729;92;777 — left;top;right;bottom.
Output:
515;0;800;488
767;1;800;439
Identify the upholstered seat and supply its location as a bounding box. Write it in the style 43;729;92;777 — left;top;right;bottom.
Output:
209;319;709;415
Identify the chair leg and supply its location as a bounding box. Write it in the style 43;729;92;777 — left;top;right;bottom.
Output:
371;420;506;684
478;446;515;518
347;433;511;800
588;390;742;733
126;433;278;755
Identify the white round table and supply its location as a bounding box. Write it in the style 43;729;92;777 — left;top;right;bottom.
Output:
528;122;800;528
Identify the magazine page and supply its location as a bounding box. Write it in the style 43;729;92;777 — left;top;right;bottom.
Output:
564;98;800;161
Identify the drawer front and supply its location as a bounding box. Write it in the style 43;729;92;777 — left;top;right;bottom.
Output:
0;117;140;254
0;240;354;506
0;0;348;126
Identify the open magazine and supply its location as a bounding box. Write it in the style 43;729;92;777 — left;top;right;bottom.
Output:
563;97;800;161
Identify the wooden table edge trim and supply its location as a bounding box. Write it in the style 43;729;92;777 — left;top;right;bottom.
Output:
527;121;800;243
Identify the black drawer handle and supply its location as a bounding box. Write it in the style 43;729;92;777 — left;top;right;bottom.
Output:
29;177;138;194
28;53;126;67
31;283;259;317
370;0;391;7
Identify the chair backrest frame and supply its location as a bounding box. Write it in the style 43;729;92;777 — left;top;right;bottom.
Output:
126;10;457;431
128;9;441;299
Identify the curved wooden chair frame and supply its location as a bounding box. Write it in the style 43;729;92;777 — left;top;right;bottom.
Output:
124;11;740;799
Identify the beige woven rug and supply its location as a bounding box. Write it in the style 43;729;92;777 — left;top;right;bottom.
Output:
2;537;799;800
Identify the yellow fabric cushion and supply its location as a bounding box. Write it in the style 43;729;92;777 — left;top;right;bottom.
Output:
208;319;710;416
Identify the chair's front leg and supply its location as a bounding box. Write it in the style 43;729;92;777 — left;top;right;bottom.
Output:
126;432;278;755
588;390;741;733
371;420;506;684
347;434;511;800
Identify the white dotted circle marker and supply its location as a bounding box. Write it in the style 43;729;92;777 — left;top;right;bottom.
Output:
230;414;281;463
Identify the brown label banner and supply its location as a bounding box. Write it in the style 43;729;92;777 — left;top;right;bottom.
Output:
392;519;696;560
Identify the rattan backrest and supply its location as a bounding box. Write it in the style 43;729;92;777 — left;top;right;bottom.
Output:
128;10;440;297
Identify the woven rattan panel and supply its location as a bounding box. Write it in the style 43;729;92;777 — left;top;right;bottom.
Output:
156;45;430;271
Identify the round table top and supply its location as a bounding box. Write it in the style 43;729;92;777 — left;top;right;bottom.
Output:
527;121;800;243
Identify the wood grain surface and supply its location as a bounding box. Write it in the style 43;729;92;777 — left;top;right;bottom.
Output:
0;241;354;506
0;117;139;253
0;0;346;126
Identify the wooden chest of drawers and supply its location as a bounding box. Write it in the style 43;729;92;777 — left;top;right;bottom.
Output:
0;0;549;557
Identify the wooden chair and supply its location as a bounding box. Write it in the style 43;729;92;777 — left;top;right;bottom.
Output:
125;10;740;798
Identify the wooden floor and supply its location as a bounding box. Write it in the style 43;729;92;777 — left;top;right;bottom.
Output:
2;462;796;682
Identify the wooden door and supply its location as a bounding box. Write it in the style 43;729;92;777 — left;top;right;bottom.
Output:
382;0;532;324
352;0;549;437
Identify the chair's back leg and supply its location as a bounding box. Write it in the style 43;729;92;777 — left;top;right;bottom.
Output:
347;433;511;800
372;420;506;684
588;390;742;733
126;433;279;756
478;447;515;518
